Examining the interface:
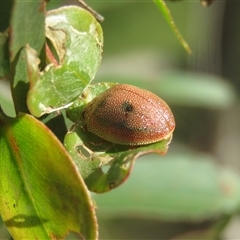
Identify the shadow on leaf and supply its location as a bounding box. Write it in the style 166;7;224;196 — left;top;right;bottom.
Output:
5;214;48;228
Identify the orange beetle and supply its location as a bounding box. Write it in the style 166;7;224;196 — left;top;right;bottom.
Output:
82;84;175;145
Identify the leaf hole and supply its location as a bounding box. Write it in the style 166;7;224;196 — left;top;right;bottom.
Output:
101;165;110;174
75;145;92;159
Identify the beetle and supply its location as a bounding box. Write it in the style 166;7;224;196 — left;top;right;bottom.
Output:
82;84;175;145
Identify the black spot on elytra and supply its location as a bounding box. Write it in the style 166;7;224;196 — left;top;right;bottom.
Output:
122;101;133;112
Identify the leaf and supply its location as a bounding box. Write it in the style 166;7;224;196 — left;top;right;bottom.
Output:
11;48;30;113
0;112;98;239
9;0;45;62
27;6;103;117
64;83;173;193
153;0;192;54
65;126;171;193
9;0;45;113
94;153;240;221
0;32;10;79
151;71;237;109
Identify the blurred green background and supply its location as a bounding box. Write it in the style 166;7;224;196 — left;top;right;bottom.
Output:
1;1;240;239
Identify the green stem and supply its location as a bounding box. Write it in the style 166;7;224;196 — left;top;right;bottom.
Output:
153;0;192;54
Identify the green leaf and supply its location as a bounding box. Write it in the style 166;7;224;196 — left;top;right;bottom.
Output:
64;85;172;193
65;127;171;193
27;6;103;117
151;72;237;109
10;0;45;113
0;32;10;79
94;153;240;221
11;48;30;113
154;0;191;54
0;112;98;239
9;0;45;62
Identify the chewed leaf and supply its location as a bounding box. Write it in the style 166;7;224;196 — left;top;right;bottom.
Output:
27;6;103;117
64;120;172;193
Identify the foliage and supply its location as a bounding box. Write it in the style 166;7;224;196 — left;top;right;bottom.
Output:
0;0;179;238
0;0;239;239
